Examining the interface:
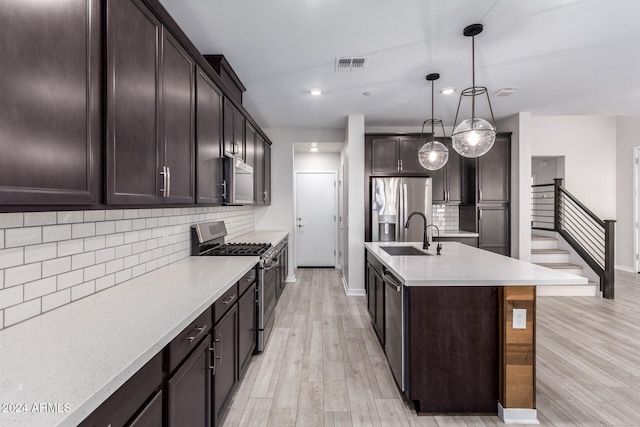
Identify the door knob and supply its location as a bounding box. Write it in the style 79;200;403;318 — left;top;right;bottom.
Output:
298;224;304;228
298;217;302;221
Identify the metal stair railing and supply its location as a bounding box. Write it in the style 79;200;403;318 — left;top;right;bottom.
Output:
531;178;616;299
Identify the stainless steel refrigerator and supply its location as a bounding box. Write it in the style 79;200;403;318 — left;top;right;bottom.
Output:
371;177;433;243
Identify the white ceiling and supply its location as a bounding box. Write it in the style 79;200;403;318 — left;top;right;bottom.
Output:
159;0;640;130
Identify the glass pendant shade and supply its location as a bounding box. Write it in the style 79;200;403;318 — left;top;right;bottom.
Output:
452;117;496;158
418;140;449;170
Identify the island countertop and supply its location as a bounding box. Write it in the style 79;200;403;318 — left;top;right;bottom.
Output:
365;241;588;287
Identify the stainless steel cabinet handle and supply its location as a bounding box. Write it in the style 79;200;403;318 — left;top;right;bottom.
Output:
479;189;483;201
400;159;403;171
166;166;171;197
264;190;268;201
221;180;227;199
222;295;235;305
184;324;207;343
208;344;216;375
160;166;168;197
216;334;222;365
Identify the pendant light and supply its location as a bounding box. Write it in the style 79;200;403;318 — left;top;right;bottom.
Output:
451;23;497;158
418;73;449;171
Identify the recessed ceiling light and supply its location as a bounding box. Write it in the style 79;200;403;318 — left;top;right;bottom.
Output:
363;92;371;96
308;89;324;96
440;87;456;95
310;147;319;152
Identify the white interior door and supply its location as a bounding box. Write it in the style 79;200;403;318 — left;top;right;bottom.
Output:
296;172;336;267
635;147;640;272
338;168;344;270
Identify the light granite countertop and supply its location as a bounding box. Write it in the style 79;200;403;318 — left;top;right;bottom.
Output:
0;255;258;427
365;241;588;287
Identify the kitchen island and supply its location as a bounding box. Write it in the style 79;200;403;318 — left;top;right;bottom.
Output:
364;241;588;424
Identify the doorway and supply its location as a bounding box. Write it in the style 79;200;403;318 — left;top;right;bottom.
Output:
295;171;337;267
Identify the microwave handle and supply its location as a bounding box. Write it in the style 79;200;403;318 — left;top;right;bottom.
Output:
221;180;227;200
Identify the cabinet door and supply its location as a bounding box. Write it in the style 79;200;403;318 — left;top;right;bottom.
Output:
106;0;162;204
212;304;238;425
399;138;425;174
374;269;385;343
245;123;256;168
234;110;246;161
478;206;510;256
196;68;224;204
238;284;257;378
223;98;235;157
0;0;100;205
264;142;272;204
430;164;447;204
446;141;464;204
371;138;399;174
366;263;377;321
254;134;265;204
129;391;163;427
161;29;195;204
478;135;510;203
168;338;211;427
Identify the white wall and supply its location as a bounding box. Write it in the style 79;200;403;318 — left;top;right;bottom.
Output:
615;116;640;272
258;128;345;281
498;112;532;261
531;116;617;220
293;152;341;171
346;115;365;295
531;156;564;185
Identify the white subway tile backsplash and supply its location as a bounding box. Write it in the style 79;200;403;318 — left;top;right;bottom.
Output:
57;239;84;257
72;252;95;270
24;212;57;226
24;277;56;300
0;213;24;229
5;299;40;327
57;211;84;224
84;236;106;252
105;233;124;248
0;205;254;329
0;286;23;310
0;247;24;270
5;263;41;287
5;227;42;248
84;263;105;281
42;257;71;278
43;224;72;243
95;248;115;264
72;222;95;239
96;221;116;236
71;281;95;301
42;289;71;312
24;242;57;263
57;270;84;290
83;210;106;222
96;274;115;292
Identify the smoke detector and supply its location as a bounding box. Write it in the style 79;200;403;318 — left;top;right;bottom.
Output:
335;57;368;71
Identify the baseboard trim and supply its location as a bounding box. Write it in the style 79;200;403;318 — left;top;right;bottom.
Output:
616;265;636;274
341;275;366;296
285;274;296;283
498;403;539;424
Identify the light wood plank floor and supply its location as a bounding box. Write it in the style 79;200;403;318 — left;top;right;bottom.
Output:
223;269;640;427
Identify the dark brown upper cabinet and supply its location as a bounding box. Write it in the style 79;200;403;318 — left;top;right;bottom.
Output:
477;133;510;204
106;0;195;205
195;67;224;205
223;98;246;160
245;123;256;168
370;136;428;175
431;139;464;205
263;141;272;205
0;0;100;205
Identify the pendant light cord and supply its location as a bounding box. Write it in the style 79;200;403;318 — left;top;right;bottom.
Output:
471;35;476;120
430;79;435;142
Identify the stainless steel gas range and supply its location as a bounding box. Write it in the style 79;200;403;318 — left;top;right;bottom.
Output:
191;221;277;352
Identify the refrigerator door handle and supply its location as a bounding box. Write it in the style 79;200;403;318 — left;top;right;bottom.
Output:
396;182;402;242
401;183;408;241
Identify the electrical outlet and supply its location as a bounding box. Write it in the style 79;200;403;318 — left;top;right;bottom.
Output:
513;309;527;329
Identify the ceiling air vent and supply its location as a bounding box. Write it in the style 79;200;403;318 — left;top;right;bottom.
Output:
335;57;368;72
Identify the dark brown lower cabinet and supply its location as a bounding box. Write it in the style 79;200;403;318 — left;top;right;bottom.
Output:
238;283;257;378
168;337;211;427
478;206;510;256
129;391;163;427
365;253;385;344
212;304;238;426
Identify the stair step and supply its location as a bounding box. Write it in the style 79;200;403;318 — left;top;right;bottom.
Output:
531;235;558;250
531;249;570;263
535;262;583;276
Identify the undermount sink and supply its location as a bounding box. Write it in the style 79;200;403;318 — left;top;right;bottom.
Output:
380;246;432;256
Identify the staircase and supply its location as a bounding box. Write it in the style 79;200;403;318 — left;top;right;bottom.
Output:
532;234;599;296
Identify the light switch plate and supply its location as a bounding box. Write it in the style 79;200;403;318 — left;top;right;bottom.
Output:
513;308;526;329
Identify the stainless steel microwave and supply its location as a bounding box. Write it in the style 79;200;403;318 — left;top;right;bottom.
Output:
223;157;254;205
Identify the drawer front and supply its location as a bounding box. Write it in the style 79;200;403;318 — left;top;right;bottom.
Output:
238;266;257;296
169;307;212;373
214;283;238;324
79;352;162;427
